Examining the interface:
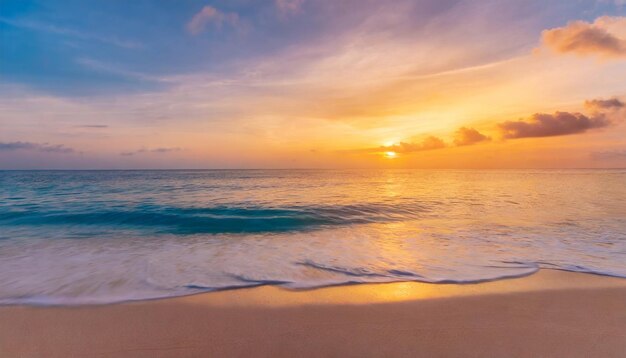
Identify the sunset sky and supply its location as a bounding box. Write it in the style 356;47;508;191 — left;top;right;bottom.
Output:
1;0;626;169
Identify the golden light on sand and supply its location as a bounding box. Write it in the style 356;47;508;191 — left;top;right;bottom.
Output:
385;151;397;158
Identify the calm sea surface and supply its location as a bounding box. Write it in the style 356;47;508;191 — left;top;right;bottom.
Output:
0;169;624;305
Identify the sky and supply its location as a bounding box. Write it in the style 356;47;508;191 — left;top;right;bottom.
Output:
1;0;626;169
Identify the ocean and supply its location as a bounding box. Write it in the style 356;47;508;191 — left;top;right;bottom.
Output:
0;169;624;305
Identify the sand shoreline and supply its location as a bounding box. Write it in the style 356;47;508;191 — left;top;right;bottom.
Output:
1;270;625;357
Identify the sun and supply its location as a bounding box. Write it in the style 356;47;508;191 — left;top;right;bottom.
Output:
384;151;397;158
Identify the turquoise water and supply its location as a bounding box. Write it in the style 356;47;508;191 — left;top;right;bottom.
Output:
0;169;625;305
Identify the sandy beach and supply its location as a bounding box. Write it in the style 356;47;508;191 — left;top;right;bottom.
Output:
0;270;625;358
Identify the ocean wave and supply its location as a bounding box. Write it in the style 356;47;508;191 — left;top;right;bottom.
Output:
0;203;427;234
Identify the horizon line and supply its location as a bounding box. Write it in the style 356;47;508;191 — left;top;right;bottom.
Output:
1;167;625;171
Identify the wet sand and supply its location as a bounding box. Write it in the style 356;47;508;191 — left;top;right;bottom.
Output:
1;270;625;357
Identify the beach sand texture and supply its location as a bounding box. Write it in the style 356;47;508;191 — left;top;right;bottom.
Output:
1;270;625;358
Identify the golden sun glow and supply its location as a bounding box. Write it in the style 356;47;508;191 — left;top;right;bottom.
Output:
385;151;397;159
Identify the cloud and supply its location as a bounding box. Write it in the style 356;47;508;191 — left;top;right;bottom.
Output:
151;147;182;153
338;98;618;156
345;125;491;157
453;127;490;146
498;97;625;139
276;0;305;16
386;136;446;153
76;57;169;83
591;149;626;160
343;136;446;155
540;16;626;58
0;17;142;49
186;6;239;35
585;98;624;110
75;124;109;128
0;141;75;153
498;112;610;139
120;147;182;156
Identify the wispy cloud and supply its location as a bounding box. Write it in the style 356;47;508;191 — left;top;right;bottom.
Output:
0;141;75;154
186;6;240;35
540;16;626;58
0;17;142;49
120;147;182;156
75;57;169;83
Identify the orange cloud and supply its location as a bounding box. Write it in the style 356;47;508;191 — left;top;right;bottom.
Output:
453;127;490;146
186;6;239;35
541;16;626;58
386;136;446;153
347;136;447;155
584;98;624;110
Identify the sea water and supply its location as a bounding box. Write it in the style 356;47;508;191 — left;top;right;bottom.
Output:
0;169;624;305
